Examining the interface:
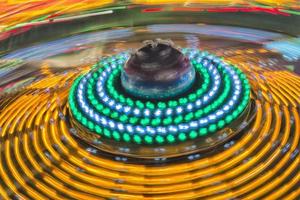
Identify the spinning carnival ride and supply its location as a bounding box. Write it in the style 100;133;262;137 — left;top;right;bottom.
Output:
0;1;299;200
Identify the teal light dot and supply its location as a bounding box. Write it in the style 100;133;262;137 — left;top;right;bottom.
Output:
208;124;217;133
167;134;175;143
184;113;194;121
120;115;128;122
82;117;87;126
102;108;110;115
112;131;121;141
178;133;187;141
144;135;153;144
156;102;164;109
151;118;161;126
174;115;183;124
129;117;139;124
91;99;98;105
136;101;144;109
95;125;102;134
188;94;197;101
237;105;244;113
104;129;111;138
189;131;198;139
195;110;203;118
179;98;188;105
111;112;119;119
141;118;150;126
133;135;142;144
163;117;172;125
225;115;233;123
155;135;164;144
204;106;212;114
217;120;225;129
88;121;94;130
96;104;103;110
199;128;208;136
232;110;239;118
146;102;155;110
123;133;131;142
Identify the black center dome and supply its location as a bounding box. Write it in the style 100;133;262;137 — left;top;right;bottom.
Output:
121;40;196;99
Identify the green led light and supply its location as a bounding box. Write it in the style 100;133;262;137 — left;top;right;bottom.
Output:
112;131;121;141
88;121;94;130
69;50;251;145
199;128;208;136
155;135;164;144
123;133;131;142
167;134;175;143
95;125;102;134
178;133;187;141
208;124;217;133
189;131;198;139
225;115;233;123
133;135;142;144
217;120;225;129
103;129;111;138
144;135;153;144
82;117;87;126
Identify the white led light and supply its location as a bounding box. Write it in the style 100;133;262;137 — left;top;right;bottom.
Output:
196;100;202;107
216;110;224;116
133;108;141;115
101;117;107;126
115;104;122;111
203;96;209;102
144;109;150;117
99;92;105;98
154;109;162;117
109;120;115;129
157;127;167;134
146;126;155;135
187;104;193;110
168;126;178;133
79;84;84;90
189;121;198;128
209;114;216;120
117;123;124;131
166;108;173;115
136;126;145;134
176;107;183;114
224;105;230;111
126;125;134;133
179;124;189;130
95;115;100;122
124;106;131;113
103;96;109;103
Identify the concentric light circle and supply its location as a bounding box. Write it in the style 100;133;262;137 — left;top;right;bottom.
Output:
69;49;251;145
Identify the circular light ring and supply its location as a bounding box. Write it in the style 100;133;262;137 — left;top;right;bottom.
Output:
91;50;232;122
69;49;251;145
100;50;219;114
105;62;211;116
106;60;212;110
90;61;229;125
89;57;245;123
71;66;245;130
69;55;250;143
